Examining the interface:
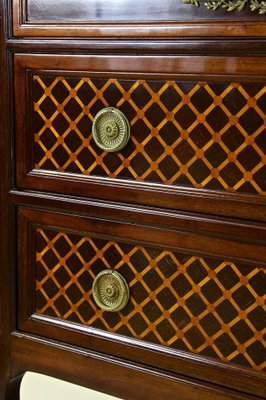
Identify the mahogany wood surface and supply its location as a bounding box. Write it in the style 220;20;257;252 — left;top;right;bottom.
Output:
22;314;266;398
0;0;265;399
11;332;266;400
6;38;266;55
0;1;16;399
16;206;266;267
12;0;266;37
10;190;266;245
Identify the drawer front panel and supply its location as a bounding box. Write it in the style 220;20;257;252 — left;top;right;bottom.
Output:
33;75;266;195
18;207;266;373
35;227;266;371
15;54;266;220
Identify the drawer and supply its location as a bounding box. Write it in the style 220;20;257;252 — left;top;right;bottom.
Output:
13;0;266;38
14;54;266;221
17;204;266;397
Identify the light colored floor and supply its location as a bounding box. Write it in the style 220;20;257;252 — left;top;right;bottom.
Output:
21;372;122;400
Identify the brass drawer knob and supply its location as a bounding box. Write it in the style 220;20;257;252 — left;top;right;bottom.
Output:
92;270;129;312
92;107;130;152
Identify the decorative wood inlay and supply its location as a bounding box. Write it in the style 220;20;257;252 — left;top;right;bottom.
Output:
35;228;266;371
33;75;266;195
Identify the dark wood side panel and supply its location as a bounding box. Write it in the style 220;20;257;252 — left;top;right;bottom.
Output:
0;1;15;399
12;0;266;37
6;374;25;400
11;332;266;400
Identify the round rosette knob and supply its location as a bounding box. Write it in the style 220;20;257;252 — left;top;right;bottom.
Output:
92;270;129;312
92;107;130;152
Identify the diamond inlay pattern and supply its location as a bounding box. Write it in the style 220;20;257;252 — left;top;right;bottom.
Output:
33;76;266;195
36;228;266;371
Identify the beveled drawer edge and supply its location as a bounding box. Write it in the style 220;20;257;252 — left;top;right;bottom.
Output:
10;189;266;245
16;204;266;265
14;53;266;76
29;313;266;387
18;170;266;223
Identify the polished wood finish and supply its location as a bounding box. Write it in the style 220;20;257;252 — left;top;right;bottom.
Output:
10;190;266;246
1;0;265;399
0;1;15;398
14;53;266;75
13;0;266;37
6;38;266;54
16;206;266;267
11;332;265;400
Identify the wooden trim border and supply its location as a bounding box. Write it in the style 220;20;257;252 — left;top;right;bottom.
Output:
11;332;266;400
12;0;266;38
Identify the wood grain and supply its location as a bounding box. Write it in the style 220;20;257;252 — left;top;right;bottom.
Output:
13;0;266;37
11;332;266;400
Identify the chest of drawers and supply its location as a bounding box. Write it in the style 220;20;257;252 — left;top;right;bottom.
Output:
0;1;266;399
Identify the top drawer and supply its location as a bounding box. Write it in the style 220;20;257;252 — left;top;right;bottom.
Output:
14;54;266;220
13;0;266;37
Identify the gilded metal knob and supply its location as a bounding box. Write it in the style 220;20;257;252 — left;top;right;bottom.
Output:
92;107;130;152
92;270;129;312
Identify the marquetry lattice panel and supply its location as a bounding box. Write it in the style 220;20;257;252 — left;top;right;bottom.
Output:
36;228;266;371
33;76;266;195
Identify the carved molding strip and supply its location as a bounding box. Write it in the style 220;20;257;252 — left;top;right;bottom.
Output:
182;0;266;14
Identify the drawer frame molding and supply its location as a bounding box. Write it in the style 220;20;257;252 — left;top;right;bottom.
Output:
12;0;266;37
